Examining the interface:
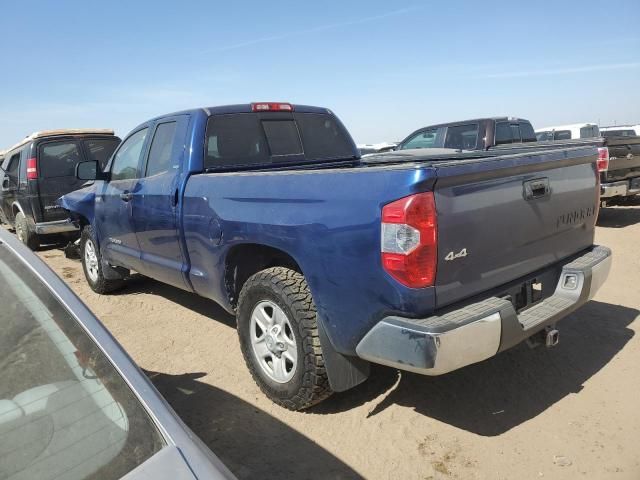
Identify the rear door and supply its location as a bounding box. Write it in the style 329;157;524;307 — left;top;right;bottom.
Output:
131;116;189;289
95;128;149;271
36;140;86;222
433;147;599;308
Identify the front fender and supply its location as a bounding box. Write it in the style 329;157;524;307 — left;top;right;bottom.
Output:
57;183;98;225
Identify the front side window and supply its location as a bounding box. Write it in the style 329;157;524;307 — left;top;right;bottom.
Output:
84;138;120;171
111;128;148;181
400;129;439;150
39;142;82;178
0;247;165;479
536;131;553;141
444;124;478;149
146;122;177;177
6;152;20;178
553;130;572;140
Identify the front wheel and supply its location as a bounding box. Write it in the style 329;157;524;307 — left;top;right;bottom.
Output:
80;225;125;294
237;267;333;410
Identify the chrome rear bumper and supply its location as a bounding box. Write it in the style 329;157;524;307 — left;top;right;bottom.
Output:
356;246;612;376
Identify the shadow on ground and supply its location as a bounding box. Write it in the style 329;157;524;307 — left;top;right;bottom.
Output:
597;198;640;228
147;370;363;480
115;275;236;328
314;300;638;436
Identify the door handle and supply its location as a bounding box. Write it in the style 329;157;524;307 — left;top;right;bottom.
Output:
523;178;551;200
120;192;133;202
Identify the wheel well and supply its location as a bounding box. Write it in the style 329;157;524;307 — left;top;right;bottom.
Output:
225;244;302;307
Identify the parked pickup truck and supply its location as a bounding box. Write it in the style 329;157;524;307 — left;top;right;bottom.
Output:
392;116;640;206
395;117;538;151
60;103;611;410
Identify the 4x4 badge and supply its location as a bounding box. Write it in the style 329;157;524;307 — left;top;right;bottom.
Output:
445;248;468;261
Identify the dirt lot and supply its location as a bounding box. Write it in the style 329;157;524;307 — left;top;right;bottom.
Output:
36;203;640;480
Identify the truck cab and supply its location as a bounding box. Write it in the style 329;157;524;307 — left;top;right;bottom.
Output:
397;117;537;151
0;129;120;249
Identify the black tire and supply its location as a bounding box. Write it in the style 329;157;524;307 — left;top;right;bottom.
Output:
237;267;333;410
80;225;125;294
15;212;39;250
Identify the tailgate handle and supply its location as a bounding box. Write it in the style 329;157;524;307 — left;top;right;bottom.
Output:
524;178;550;200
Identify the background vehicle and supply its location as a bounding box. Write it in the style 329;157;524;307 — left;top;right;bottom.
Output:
535;123;600;141
599;125;639;137
396;117;537;151
0;227;235;479
0;129;120;249
357;142;398;156
61;103;610;410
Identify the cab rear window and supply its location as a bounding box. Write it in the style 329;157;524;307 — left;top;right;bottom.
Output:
204;112;354;169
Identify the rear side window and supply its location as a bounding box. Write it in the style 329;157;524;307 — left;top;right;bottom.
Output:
444;124;478;149
519;122;536;142
553;130;572;140
495;122;512;145
39;142;82;178
146;122;177;177
6;153;20;177
84;138;120;170
111;129;148;181
205;112;354;169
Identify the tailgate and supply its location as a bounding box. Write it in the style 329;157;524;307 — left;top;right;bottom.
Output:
433;147;599;308
605;138;640;182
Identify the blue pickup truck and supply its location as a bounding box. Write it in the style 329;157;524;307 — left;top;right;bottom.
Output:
60;103;612;410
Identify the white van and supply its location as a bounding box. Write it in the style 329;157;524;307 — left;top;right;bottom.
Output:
535;123;600;141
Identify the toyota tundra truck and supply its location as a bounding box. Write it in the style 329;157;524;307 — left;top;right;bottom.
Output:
59;103;611;410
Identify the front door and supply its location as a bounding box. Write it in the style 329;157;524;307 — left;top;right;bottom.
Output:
131;116;189;290
95;127;149;271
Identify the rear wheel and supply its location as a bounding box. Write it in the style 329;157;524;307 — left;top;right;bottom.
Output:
15;212;39;250
237;267;332;410
80;225;125;294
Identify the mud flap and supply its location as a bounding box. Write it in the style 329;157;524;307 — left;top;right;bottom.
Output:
317;317;370;392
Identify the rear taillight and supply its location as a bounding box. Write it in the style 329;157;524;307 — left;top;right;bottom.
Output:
251;102;293;112
26;158;38;180
381;192;437;288
597;147;609;172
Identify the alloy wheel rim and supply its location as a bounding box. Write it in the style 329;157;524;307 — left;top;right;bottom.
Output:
84;239;100;283
250;300;298;383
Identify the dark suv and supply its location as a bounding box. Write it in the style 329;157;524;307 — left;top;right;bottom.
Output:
0;129;120;249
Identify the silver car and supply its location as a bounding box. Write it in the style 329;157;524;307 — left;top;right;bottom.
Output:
0;228;235;480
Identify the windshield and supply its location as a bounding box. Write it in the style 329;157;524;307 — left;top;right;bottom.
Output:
0;246;165;480
204;112;355;169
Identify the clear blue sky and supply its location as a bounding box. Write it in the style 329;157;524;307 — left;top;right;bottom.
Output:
1;0;638;147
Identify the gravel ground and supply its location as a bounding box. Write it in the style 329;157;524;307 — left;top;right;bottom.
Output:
35;202;640;480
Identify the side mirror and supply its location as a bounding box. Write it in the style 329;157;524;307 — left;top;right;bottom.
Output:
2;177;9;190
76;160;108;181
